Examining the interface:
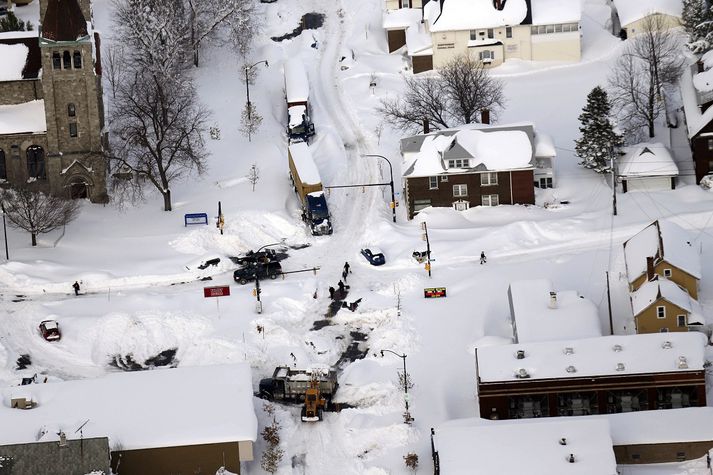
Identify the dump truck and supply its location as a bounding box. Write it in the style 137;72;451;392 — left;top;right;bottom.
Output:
259;365;338;402
301;378;327;422
288;142;333;236
284;59;315;143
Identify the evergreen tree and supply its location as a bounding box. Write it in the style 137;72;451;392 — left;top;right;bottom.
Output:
0;12;32;32
683;0;713;54
575;86;622;173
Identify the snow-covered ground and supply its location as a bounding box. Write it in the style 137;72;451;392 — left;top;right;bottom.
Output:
2;0;713;473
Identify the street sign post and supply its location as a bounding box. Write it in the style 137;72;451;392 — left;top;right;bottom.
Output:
203;285;230;318
424;287;446;298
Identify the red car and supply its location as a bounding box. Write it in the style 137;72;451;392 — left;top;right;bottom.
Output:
39;320;61;342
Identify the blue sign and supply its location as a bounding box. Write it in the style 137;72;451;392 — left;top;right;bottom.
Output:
184;213;209;226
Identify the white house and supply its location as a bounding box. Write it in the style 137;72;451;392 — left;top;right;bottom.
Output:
612;0;682;37
508;279;602;343
617;143;678;192
382;0;581;73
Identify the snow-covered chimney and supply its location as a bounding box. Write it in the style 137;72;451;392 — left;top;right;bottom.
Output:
58;431;67;447
481;109;490;124
423;118;430;134
646;256;656;282
548;291;558;309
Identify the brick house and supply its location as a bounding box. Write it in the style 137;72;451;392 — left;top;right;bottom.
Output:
681;58;713;183
0;0;107;202
400;123;553;219
382;0;581;73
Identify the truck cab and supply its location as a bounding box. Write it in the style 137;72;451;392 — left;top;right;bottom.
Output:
304;192;333;235
287;105;315;143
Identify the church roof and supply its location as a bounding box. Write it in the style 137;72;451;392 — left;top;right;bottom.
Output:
42;0;87;42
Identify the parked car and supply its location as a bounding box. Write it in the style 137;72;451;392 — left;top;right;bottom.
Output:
360;248;385;266
233;262;283;285
39;320;61;342
230;249;279;266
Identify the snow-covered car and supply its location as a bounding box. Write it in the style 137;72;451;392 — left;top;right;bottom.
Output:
39;320;61;342
360;248;385;266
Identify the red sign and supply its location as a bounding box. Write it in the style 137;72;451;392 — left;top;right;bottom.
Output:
203;286;230;298
424;287;446;298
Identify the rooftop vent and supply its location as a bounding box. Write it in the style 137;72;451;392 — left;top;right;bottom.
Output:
516;350;526;360
548;291;558;309
568;454;575;463
563;347;574;355
515;368;530;379
613;344;623;352
559;438;567;446
678;356;688;369
662;341;673;349
566;365;577;373
616;363;625;372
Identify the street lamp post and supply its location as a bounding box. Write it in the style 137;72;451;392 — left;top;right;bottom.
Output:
381;349;413;423
253;239;286;314
363;154;396;223
244;60;269;121
1;202;8;260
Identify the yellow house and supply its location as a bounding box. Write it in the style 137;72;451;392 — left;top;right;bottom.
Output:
612;0;682;37
623;220;701;300
630;278;703;334
382;0;581;73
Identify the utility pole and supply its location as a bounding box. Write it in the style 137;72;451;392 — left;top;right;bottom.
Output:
244;60;269;122
1;201;8;260
363;154;397;223
606;271;614;335
610;150;617;216
421;221;432;277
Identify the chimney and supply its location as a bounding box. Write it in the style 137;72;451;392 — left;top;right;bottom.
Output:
493;0;503;10
698;60;705;73
646;256;656;282
423;118;430;134
480;109;490;124
58;431;67;447
548;291;558;309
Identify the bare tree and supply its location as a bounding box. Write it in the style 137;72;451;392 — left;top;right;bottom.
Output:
104;44;125;99
260;403;283;474
1;186;80;246
187;0;255;66
609;15;685;139
110;71;210;211
404;453;419;473
246;163;260;191
227;1;260;61
379;54;505;133
239;102;263;142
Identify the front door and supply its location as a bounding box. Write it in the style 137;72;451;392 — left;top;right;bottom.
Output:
69;182;88;199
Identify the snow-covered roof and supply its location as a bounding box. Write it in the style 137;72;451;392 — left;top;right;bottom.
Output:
534;131;555;158
405;19;433;56
0;43;29;81
612;0;682;28
681;63;713;138
288;105;307;128
630;278;704;323
477;332;707;383
284;59;309;104
0;100;47;135
617;143;678;177
531;0;582;25
623;219;701;284
289;142;322;186
435;417;617;475
403;125;535;178
509;279;602;343
429;0;528;32
0;364;258;449
382;7;422;30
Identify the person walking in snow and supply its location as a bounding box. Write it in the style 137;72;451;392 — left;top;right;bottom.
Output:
342;269;348;283
329;286;335;299
72;281;80;296
338;280;345;292
480;251;487;265
343;262;350;274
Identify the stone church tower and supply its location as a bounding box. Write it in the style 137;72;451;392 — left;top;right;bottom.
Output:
38;0;107;202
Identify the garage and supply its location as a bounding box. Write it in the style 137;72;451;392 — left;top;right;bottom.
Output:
623;176;675;193
617;143;678;193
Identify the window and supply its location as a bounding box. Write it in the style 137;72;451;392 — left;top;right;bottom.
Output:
539;177;553;188
482;194;499;206
447;159;469;168
555;24;562;33
531;26;538;35
487;28;494;39
631;454;641;461
479;50;494;61
0;148;5;180
428;176;439;190
707;138;713;151
73;50;82;69
413;199;431;213
677;315;687;327
656;306;666;319
453;184;468;197
663;268;672;277
660;327;669;333
506;27;512;38
63;51;71;69
538;25;546;34
401;0;409;7
26;145;45;179
569;23;579;31
440;175;449;182
470;30;477;40
10;145;19;159
481;172;498;186
546;25;555;34
67;103;76;117
52;52;61;69
453;200;469;211
69;122;78;137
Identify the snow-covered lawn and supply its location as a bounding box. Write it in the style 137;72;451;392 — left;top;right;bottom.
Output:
1;0;712;474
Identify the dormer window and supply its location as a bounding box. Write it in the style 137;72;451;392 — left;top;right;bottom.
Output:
447;159;469;168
